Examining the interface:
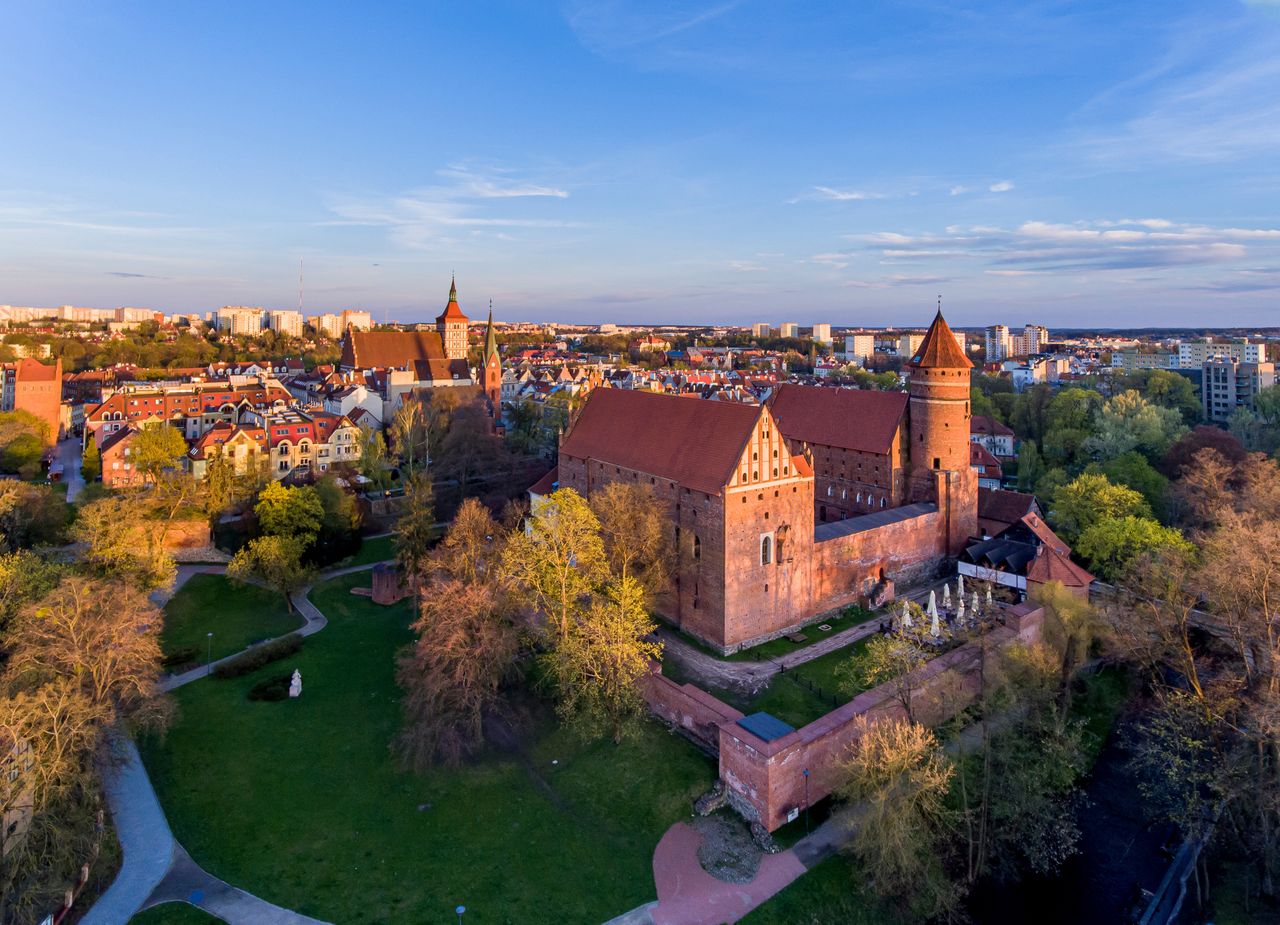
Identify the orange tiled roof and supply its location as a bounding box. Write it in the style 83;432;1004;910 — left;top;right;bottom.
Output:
1027;543;1094;588
909;311;971;370
560;388;763;494
341;330;450;370
767;383;907;456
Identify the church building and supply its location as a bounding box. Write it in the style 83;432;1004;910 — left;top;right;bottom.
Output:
540;311;980;653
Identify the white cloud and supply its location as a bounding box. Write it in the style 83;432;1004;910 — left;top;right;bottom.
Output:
949;185;970;196
791;186;888;204
988;181;1015;193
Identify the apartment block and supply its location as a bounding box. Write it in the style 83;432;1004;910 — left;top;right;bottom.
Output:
1180;340;1262;369
1202;357;1276;424
811;323;832;344
778;322;799;338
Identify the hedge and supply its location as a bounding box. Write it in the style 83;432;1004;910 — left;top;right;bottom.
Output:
212;633;304;679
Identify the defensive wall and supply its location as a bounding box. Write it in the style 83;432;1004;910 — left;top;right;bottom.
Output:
643;602;1046;831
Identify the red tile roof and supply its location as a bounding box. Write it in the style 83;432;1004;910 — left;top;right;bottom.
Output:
971;414;1014;437
1019;511;1071;557
1027;543;1094;588
767;383;907;456
909;311;971;369
970;442;1003;473
529;466;559;496
16;358;58;381
436;279;468;323
560;388;762;494
341;330;452;371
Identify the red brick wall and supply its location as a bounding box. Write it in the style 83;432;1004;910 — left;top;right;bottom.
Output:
809;508;947;615
641;665;743;752
715;604;1046;830
15;359;62;444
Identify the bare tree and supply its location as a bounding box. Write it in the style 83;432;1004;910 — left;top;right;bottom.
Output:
589;481;674;596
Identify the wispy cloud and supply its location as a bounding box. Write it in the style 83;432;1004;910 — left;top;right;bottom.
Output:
107;271;171;279
563;0;742;55
325;163;580;252
849;218;1280;273
988;181;1014;193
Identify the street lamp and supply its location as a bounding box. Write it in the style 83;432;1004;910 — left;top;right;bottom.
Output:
455;905;466;925
207;632;214;676
803;769;811;835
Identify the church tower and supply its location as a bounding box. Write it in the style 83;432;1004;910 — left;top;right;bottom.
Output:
907;310;978;554
435;276;469;361
481;305;502;410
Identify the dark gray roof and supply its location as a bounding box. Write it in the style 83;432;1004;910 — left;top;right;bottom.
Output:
737;712;796;742
814;502;938;542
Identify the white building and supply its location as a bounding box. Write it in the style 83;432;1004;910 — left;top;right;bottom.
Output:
751;323;772;338
1179;340;1262;368
267;310;304;338
812;323;832;344
216;306;265;336
779;322;799;338
844;333;875;365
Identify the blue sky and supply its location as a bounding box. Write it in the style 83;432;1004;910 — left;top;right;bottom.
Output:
2;1;1278;327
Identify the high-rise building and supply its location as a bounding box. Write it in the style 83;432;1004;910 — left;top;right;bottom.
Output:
1203;357;1276;424
985;324;1010;361
844;333;875;365
898;333;924;358
779;323;799;339
215;306;264;336
341;309;373;332
267;310;304;338
1180;340;1262;369
1010;324;1049;357
812;323;832;344
751;323;772;338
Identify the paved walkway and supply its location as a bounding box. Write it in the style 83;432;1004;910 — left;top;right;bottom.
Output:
86;557;390;924
57;437;87;502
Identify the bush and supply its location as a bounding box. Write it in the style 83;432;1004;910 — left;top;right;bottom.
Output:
162;645;200;670
212;632;304;679
247;673;293;701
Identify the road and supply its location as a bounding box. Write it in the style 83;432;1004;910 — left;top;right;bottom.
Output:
57;437;86;502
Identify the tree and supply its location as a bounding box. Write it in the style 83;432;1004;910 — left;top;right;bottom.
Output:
7;577;171;730
1048;472;1151;545
1162;426;1247;479
80;437;101;483
1090;451;1168;521
589;482;674;595
71;495;175;590
131;421;188;484
395;475;438;585
311;475;361;564
1085;390;1188;463
0;410;48;479
228;534;314;611
432;496;500;586
546;576;661;743
390;399;429;473
501;488;607;645
1075;515;1194;581
0;481;70;550
395;578;520;768
357;424;391;489
254;481;324;545
0;550;62;637
837;717;962;921
202;453;234;518
1016;442;1044;493
841;633;931;725
1042;388;1103;468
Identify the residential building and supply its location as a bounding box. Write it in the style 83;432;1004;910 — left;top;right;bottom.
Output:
811;323;832;344
751;323;772;338
186;422;268;480
985;324;1010;361
970;443;1004;489
267;310;304;338
970;415;1017;460
779;323;799;338
1010;324;1049;357
99;425;147;488
242;407;362;480
1202;357;1276;424
1110;350;1178;370
215;306;264;336
0;357;62;443
1180;340;1262;368
844;333;875;365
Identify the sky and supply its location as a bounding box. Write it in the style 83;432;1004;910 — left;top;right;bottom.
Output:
1;1;1279;328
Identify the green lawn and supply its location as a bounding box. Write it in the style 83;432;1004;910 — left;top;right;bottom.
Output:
161;573;305;664
129;903;222;924
140;572;715;924
739;855;887;924
340;533;397;567
673;604;878;663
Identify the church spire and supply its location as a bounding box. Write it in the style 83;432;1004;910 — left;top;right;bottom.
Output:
484;301;498;362
449;274;457;303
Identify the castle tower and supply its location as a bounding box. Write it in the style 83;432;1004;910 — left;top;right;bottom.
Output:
907;310;978;554
481;305;502;409
435;276;469;361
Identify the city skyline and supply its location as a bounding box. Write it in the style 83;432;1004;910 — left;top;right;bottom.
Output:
2;1;1279;325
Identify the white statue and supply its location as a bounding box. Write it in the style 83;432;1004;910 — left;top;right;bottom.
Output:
289;669;302;699
900;600;913;629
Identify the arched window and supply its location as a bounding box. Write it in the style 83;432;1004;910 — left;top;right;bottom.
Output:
760;535;772;566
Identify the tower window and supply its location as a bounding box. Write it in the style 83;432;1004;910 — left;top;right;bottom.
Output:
760;535;772;566
933;457;940;469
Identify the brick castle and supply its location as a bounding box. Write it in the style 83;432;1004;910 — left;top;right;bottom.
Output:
537;310;978;653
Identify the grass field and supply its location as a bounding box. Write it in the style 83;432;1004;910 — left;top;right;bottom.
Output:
140;572;715;924
160;573;304;664
739;855;887;924
340;533;397;567
129;903;221;924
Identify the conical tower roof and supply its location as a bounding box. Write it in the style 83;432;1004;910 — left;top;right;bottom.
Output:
909;310;971;369
436;275;468;323
484;305;498;361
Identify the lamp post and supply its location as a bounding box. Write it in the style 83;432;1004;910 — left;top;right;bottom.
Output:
206;632;214;677
803;768;811;835
455;905;466;925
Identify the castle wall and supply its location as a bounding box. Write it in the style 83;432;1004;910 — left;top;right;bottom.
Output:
809;508;947;615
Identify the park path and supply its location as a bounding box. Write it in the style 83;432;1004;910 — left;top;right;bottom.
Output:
86;556;392;924
57;437;86;502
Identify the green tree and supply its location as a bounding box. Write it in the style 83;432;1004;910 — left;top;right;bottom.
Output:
1048;472;1151;545
589;481;674;596
228;534;314;611
1016;442;1045;493
840;633;931;725
1142;369;1201;425
357;424;391;489
1075;515;1194;581
1085;390;1187;463
254;481;324;545
81;438;101;483
131;422;189;484
1090;451;1168;521
72;495;175;590
395;475;438;585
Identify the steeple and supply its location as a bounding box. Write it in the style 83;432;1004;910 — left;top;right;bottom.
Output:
484;301;498;362
449;274;457;303
909;310;971;370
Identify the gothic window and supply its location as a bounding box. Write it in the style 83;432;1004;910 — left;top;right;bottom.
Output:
760;534;772;566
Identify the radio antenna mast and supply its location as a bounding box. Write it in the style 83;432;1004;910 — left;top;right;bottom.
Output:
298;258;304;314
